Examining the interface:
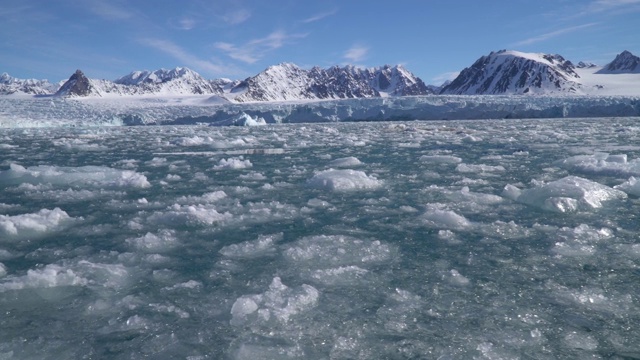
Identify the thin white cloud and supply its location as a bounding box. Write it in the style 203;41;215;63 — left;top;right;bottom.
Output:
513;23;599;47
301;9;338;23
432;72;459;85
214;30;308;64
141;38;241;77
573;0;640;16
222;8;251;25
176;17;197;30
344;45;369;63
86;0;132;20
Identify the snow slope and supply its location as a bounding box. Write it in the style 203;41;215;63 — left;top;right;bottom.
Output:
441;50;582;95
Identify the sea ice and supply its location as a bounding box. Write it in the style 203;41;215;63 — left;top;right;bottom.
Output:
219;233;282;259
327;156;363;168
0;264;87;292
147;204;232;226
0;163;151;188
419;155;463;164
306;169;382;191
230;277;319;326
614;176;640;196
283;235;394;268
213;157;253;170
0;208;78;240
126;230;179;253
557;153;640;177
422;205;472;229
503;176;627;212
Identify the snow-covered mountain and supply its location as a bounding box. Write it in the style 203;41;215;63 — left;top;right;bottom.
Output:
0;73;58;95
441;50;582;95
54;67;224;97
55;70;98;97
230;63;431;102
596;50;640;74
576;61;597;69
113;67;222;95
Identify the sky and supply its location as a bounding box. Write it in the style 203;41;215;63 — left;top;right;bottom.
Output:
1;0;639;85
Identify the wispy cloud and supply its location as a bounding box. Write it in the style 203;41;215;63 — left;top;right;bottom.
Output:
586;0;640;11
214;30;308;64
141;38;241;76
221;8;251;25
344;45;369;63
432;72;459;85
173;17;197;30
86;0;132;20
301;9;338;23
513;22;599;47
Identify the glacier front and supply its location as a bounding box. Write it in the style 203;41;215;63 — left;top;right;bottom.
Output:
1;95;639;127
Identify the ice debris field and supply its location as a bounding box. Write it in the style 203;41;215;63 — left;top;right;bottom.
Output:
1;117;640;358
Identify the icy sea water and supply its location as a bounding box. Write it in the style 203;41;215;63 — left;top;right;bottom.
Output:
1;118;640;359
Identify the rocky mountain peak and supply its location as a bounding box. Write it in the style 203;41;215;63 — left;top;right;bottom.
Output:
441;50;581;95
597;50;640;74
55;69;95;97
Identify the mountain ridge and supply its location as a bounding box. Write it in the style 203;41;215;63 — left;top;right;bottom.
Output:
3;49;639;99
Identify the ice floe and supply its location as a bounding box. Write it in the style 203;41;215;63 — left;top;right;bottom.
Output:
0;163;151;188
230;277;319;326
0;208;79;240
557;153;640;177
306;169;382;191
503;176;627;212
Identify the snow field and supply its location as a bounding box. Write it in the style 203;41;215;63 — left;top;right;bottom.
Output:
0;118;639;358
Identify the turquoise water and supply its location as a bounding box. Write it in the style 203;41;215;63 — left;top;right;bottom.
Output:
1;119;639;359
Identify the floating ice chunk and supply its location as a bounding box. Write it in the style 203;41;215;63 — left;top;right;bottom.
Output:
176;190;227;204
0;163;150;188
504;176;627;212
328;156;362;168
445;186;504;206
173;135;214;146
306;169;382;191
422;205;471;229
230;277;319;326
77;261;129;290
550;224;613;257
447;269;470;285
0;264;87;292
456;163;505;173
213;157;252;170
238;171;267;180
614;176;640;196
0;263;6;278
310;266;369;286
306;198;332;208
419;155;462;164
557;153;640;177
147;204;232;226
219;233;282;259
283;235;393;268
126;230;179;253
0;208;78;240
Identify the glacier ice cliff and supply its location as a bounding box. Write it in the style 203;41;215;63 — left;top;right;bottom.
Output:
0;95;639;127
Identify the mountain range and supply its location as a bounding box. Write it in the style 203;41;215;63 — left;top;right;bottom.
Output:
2;50;639;100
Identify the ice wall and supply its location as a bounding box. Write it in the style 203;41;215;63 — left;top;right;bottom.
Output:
1;95;639;127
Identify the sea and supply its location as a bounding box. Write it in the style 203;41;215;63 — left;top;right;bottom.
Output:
1;117;639;359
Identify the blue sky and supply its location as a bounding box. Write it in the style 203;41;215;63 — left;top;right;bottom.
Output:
1;0;639;85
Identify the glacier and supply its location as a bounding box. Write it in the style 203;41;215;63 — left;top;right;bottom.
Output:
1;95;639;127
1;117;640;358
